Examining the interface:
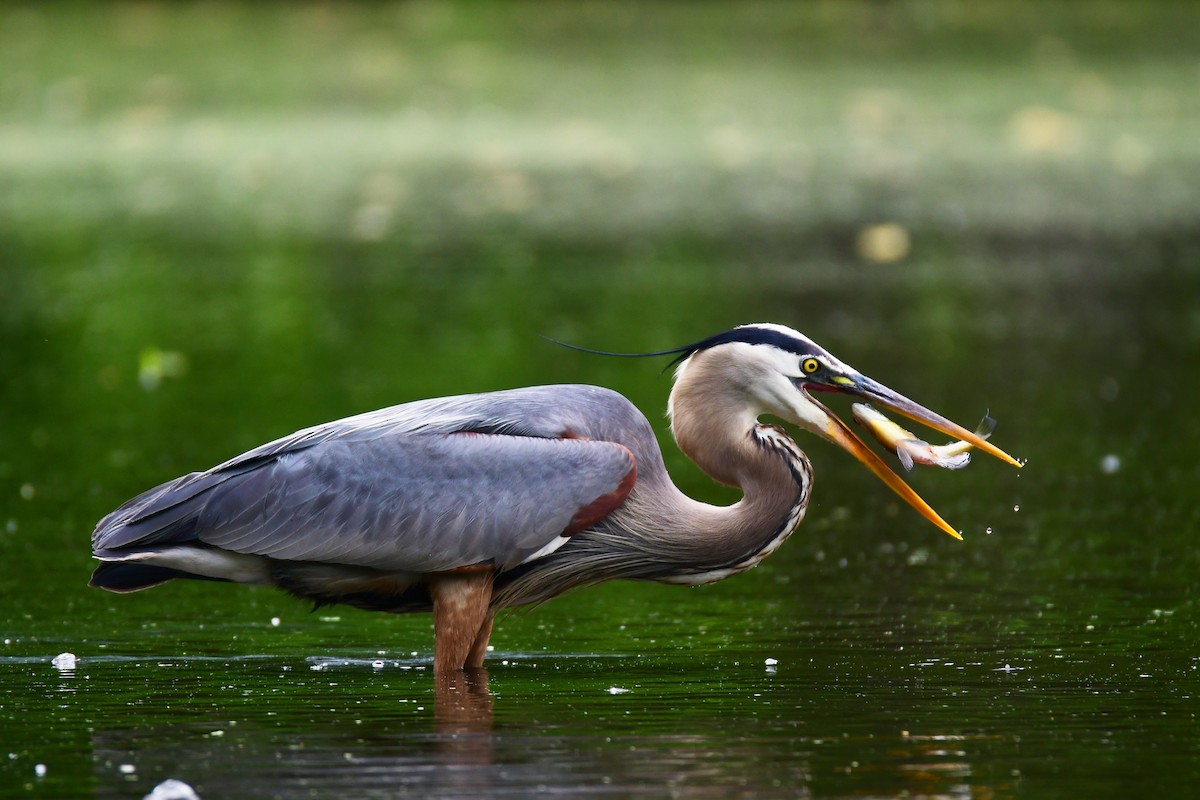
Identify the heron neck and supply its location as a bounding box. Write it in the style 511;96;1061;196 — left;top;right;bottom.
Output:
663;379;811;575
491;380;813;607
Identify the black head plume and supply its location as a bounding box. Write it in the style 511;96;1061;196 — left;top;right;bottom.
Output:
545;324;824;370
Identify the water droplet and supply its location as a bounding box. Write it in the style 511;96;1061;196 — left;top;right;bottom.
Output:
1100;454;1120;474
1013;504;1021;512
986;527;993;535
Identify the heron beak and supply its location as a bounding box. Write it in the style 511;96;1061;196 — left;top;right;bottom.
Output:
848;375;1022;468
800;374;1021;540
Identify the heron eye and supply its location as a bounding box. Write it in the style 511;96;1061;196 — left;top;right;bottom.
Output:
801;357;820;375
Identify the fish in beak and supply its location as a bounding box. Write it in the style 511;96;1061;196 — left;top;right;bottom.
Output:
797;372;1022;540
851;403;997;471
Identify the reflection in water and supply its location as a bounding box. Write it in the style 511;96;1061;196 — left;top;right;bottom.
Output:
92;664;501;798
434;667;494;733
892;734;975;799
78;658;1002;799
431;668;494;795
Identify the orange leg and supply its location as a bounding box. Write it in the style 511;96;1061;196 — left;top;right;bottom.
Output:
429;569;494;672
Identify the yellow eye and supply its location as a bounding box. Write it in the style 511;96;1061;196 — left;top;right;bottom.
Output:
802;357;820;375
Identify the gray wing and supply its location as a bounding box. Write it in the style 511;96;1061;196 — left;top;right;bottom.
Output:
92;386;643;572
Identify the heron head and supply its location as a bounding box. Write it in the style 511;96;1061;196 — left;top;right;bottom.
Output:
671;323;1021;539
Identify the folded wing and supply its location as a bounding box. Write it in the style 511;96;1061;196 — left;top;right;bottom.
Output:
92;388;640;574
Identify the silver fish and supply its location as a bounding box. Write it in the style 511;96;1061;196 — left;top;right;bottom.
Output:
852;403;997;472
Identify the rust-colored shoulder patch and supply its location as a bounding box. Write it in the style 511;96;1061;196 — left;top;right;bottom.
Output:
562;445;637;536
441;563;496;575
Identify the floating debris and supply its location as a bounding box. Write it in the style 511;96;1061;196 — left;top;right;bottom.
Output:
764;658;779;666
144;778;200;800
51;652;77;671
606;686;631;695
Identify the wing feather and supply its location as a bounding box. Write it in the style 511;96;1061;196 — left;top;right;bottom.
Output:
92;386;645;573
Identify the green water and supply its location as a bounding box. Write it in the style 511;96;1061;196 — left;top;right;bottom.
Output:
3;2;1199;797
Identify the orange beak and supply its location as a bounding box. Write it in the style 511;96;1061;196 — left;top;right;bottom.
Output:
804;374;1021;540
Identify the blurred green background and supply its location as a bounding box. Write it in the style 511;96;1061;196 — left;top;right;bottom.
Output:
2;2;1199;798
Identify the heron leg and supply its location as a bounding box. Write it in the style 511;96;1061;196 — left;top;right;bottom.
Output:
465;613;494;669
429;569;494;672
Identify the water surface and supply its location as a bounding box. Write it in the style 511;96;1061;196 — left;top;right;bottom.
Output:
2;3;1199;797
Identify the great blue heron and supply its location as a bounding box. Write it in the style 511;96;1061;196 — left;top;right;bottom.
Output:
91;323;1019;672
